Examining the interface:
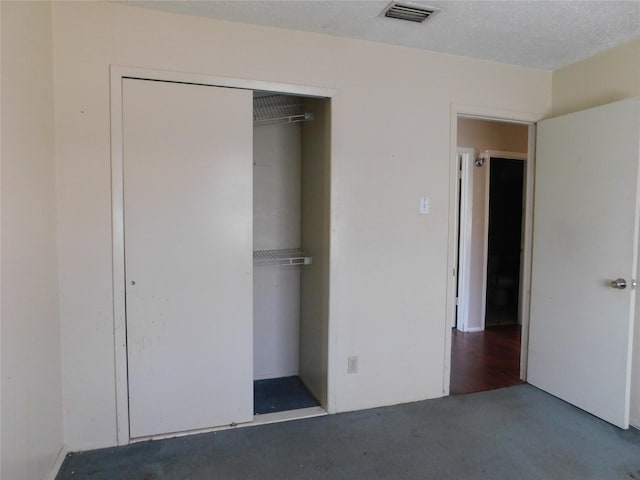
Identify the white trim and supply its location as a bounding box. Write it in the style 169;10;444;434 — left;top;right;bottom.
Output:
449;149;461;330
481;150;528;160
455;148;475;332
455;103;542;124
627;101;640;429
110;65;337;444
465;327;484;333
445;105;458;395
110;67;128;447
251;406;326;426
129;407;326;444
519;126;537;380
45;446;70;480
444;103;544;396
111;65;336;99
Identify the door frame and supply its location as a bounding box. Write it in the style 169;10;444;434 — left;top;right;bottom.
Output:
454;147;475;331
110;65;337;445
444;103;542;395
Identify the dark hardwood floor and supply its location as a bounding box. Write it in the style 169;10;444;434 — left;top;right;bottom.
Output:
450;324;522;395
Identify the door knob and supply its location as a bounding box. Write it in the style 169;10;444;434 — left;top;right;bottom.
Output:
610;278;627;289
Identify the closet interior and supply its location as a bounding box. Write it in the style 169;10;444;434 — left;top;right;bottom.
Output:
252;92;330;417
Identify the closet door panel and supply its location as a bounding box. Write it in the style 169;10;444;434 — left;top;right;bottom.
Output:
123;78;253;438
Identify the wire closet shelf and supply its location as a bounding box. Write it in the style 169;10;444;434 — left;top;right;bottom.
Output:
253;94;314;126
253;248;312;266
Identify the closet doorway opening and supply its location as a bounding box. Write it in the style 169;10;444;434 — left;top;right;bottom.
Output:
450;116;532;395
252;92;330;421
111;67;334;444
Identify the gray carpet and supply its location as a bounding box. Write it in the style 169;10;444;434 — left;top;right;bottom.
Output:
56;384;640;480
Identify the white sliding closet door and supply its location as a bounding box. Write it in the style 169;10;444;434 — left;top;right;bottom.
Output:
123;78;253;438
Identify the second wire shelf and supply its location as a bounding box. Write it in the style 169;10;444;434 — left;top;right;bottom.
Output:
253;248;312;266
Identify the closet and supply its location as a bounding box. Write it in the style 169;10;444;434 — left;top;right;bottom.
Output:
252;93;330;416
121;78;330;440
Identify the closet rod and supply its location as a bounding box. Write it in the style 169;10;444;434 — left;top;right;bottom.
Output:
253;112;314;127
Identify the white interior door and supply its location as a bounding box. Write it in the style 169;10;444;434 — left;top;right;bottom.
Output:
528;98;640;429
123;78;253;438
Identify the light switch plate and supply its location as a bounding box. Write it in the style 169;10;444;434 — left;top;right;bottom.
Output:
347;356;358;374
420;196;430;214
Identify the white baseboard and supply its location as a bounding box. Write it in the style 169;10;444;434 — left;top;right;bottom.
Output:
253;371;300;381
252;406;326;426
46;446;69;480
465;327;484;332
130;406;327;444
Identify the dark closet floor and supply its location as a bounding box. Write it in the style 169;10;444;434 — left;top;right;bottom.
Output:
450;324;522;395
254;376;319;415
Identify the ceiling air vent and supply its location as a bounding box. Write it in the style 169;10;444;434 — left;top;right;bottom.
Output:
382;2;439;23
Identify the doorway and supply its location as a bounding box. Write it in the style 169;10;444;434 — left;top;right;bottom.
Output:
252;93;330;419
449;117;531;395
485;157;524;327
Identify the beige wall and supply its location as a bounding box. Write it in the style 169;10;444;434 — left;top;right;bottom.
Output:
458;118;529;153
457;119;528;331
253;121;302;380
1;1;63;479
2;0;638;471
51;2;551;449
552;37;640;116
300;98;331;406
551;37;640;429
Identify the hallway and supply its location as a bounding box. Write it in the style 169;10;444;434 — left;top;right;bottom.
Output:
450;325;522;395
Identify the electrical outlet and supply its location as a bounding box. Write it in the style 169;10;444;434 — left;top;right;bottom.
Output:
347;356;359;374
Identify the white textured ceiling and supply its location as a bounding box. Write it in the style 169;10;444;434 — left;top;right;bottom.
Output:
126;0;640;70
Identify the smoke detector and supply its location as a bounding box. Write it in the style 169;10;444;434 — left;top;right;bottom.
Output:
381;2;440;23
